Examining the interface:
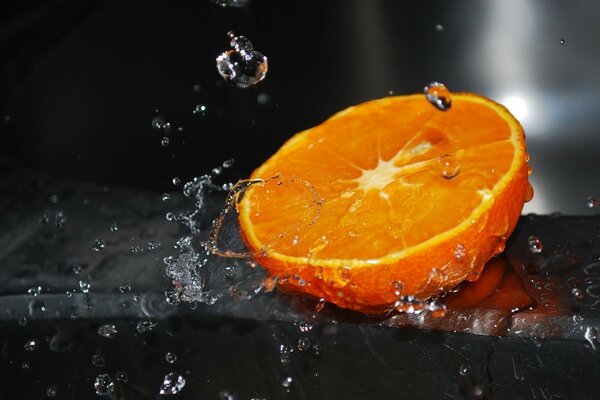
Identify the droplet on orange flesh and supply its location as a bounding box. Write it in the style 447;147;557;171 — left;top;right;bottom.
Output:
238;93;530;314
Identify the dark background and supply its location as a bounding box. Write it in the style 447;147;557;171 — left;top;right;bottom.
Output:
1;0;600;214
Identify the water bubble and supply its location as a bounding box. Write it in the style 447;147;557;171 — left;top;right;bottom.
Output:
584;263;600;275
115;371;128;383
587;197;598;208
28;286;41;296
165;289;181;306
424;82;452;111
528;235;543;253
79;280;91;294
193;104;207;115
136;318;158;333
159;373;186;395
222;159;235;168
22;362;30;369
297;337;311;351
110;222;118;232
587;284;600;298
162;193;171;201
98;324;118;338
212;0;250;6
46;385;57;398
165;352;178;364
94;374;115;396
560;38;565;45
216;33;268;89
161;137;170;147
459;364;471;376
436;154;461;179
24;340;37;351
282;376;293;389
92;354;106;367
93;238;106;252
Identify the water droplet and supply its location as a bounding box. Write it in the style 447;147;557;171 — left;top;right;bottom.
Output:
524;182;534;202
216;33;268;89
222;159;235;168
424;82;452;111
92;354;106;367
115;371;128;383
161;136;170;147
94;374;115;396
560;38;565;45
79;280;91;294
22;361;30;369
136;318;158;333
24;340;37;351
165;352;178;364
282;376;293;389
212;0;250;7
435;24;444;31
193;104;207;116
162;193;171;201
280;344;294;365
315;298;326;313
98;324;118;338
148;241;161;250
220;391;235;400
152;116;170;130
436;154;461;179
297;337;311;351
172;177;181;186
298;320;313;333
459;364;471;376
159;373;186;395
46;385;57;398
28;286;41;296
587;197;598;208
528;235;543;253
118;284;131;293
131;245;144;254
93;238;106;252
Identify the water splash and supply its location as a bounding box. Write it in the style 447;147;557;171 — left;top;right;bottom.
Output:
159;373;186;395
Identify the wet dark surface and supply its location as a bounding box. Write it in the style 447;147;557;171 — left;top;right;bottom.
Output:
2;1;600;399
2;174;600;399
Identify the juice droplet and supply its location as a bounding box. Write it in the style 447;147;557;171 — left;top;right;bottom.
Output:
436;154;461;179
424;82;452;111
528;235;543;253
524;182;534;202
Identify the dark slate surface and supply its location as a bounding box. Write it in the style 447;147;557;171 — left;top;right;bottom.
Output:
1;173;600;399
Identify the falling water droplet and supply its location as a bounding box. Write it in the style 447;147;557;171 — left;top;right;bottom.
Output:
193;104;207;115
424;82;452;111
46;385;57;398
528;236;543;253
159;373;186;395
24;340;37;351
587;197;598;208
524;182;534;202
560;38;565;45
436;154;461;179
162;193;171;201
161;137;170;147
94;374;115;396
435;24;444;31
165;352;178;364
459;364;471;376
115;371;128;383
97;324;118;338
282;376;293;389
216;33;268;89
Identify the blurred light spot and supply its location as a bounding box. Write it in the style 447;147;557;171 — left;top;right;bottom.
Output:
501;96;528;121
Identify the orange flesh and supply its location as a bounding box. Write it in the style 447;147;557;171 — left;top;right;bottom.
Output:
238;93;529;313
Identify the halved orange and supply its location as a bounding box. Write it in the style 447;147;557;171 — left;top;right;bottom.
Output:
237;93;530;313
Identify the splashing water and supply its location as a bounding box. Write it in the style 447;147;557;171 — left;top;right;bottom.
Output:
159;373;186;395
216;32;268;88
424;82;452;111
97;324;118;338
94;374;115;396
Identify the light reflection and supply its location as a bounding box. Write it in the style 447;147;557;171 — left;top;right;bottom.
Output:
500;96;528;121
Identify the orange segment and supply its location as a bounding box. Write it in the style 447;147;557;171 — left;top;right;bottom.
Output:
238;93;530;313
